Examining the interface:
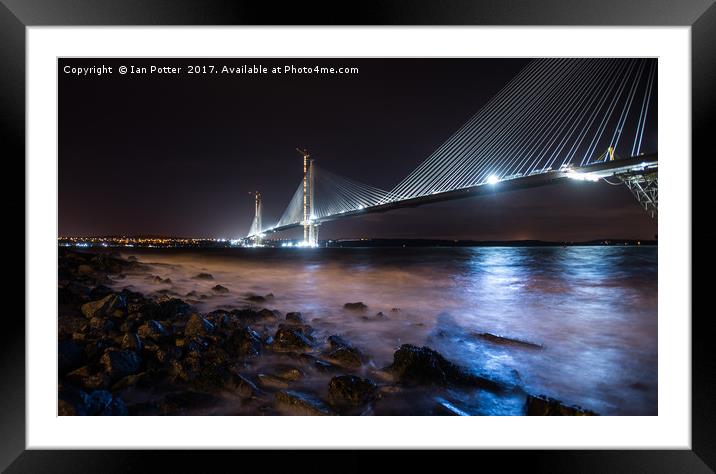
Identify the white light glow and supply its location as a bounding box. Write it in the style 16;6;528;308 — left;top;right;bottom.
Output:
566;171;600;182
487;175;500;185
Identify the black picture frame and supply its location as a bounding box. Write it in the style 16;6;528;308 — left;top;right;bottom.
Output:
4;0;712;471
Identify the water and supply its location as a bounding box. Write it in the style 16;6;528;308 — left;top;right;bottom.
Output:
110;246;657;415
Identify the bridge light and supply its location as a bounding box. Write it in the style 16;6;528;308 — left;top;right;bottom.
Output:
566;171;599;182
487;175;499;185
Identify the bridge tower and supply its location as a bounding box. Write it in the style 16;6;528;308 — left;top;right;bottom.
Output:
297;147;318;246
249;191;263;244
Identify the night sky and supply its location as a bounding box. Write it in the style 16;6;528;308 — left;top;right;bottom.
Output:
59;58;657;241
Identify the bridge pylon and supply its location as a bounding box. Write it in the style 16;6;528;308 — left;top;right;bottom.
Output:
249;191;263;244
297;147;319;246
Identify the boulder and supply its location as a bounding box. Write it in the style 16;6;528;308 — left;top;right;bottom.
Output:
58;384;90;416
139;298;191;321
120;332;143;352
328;375;378;408
100;349;142;380
85;390;129;416
58;340;85;375
385;344;500;390
157;391;220;415
275;366;303;381
77;264;94;275
322;335;365;369
258;373;290;389
66;365;111;391
474;332;544;349
344;302;367;310
137;320;168;341
231;373;260;399
245;294;267;303
270;324;314;352
275;390;334;416
89;316;116;334
285;312;304;324
184;313;215;338
225;326;262;358
191;272;214;280
189;362;253;393
89;285;114;300
525;394;597;416
80;294;126;319
257;308;281;321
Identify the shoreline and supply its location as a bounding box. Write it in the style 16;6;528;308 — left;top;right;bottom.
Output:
58;247;598;416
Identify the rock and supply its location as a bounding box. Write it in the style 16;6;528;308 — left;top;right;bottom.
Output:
77;264;94;275
232;373;260;399
190;363;252;393
525;394;597;416
85;390;128;416
298;354;339;372
80;294;126;319
139;298;191;321
328;375;378;408
258;373;290;389
58;340;85;375
344;302;367;310
157;391;220;415
100;349;142;380
270;324;314;352
66;366;111;391
89;316;116;334
285;312;304;324
474;332;544;349
224;326;262;358
58;287;84;306
386;344;501;390
89;253;126;273
212;285;229;294
258;308;281;321
275;366;303;381
58;384;90;416
137;320;168;341
84;338;115;361
433;396;470;416
275;390;334;416
89;285;114;300
192;272;214;280
245;294;267;303
184;313;214;338
110;372;154;391
121;332;143;352
322;335;365;369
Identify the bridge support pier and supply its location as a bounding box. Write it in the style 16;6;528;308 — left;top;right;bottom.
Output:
299;147;318;246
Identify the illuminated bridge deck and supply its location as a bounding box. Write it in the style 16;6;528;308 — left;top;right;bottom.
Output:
262;154;657;235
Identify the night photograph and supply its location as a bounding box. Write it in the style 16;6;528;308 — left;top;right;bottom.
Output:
57;57;658;416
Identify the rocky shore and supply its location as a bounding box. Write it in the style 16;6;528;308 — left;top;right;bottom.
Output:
58;248;596;416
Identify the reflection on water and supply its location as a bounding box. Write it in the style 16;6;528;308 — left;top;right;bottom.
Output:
112;246;657;415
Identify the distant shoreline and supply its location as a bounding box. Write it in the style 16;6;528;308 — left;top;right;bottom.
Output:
58;237;657;249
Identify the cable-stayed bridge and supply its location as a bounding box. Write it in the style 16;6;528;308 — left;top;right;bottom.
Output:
247;58;658;246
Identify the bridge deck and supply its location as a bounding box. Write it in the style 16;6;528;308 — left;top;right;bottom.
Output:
262;154;657;235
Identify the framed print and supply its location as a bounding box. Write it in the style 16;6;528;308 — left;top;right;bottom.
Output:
4;0;713;471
